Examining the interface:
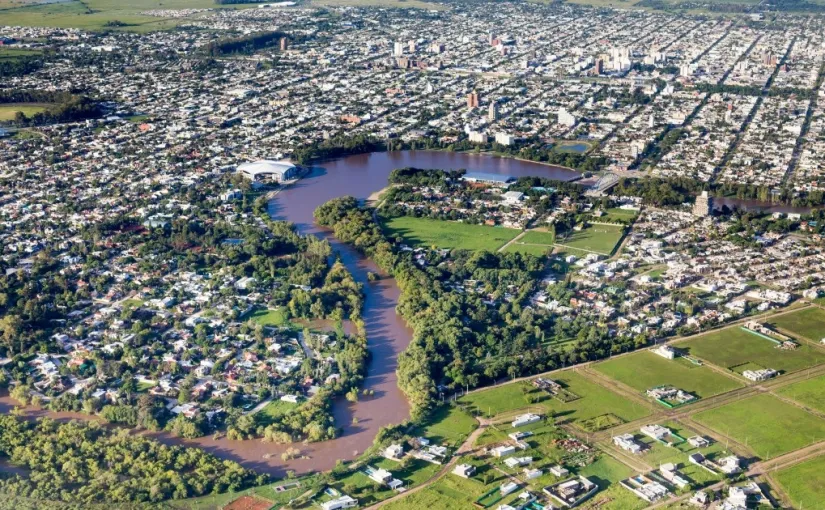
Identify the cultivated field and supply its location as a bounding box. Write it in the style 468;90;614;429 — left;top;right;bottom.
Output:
681;326;825;375
381;216;520;251
693;394;825;460
769;306;825;341
594;350;744;400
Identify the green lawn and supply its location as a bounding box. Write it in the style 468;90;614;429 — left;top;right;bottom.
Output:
503;229;555;256
693;394;825;460
414;404;478;448
774;453;825;509
681;326;825;375
601;207;639;223
555;224;625;255
777;374;825;414
594;350;744;400
380;215;520;251
459;371;651;428
770;307;825;342
247;307;288;327
256;399;298;426
577;455;645;510
0;103;50;122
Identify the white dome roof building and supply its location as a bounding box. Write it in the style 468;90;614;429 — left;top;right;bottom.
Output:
237;159;299;183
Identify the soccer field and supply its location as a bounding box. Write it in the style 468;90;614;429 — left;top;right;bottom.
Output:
693;394;825;459
594;350;743;400
681;326;825;375
380;216;520;251
555;224;625;255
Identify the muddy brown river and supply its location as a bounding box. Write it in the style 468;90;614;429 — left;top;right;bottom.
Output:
3;151;578;477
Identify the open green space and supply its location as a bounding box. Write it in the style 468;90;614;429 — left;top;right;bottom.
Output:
555;224;625;256
459;370;651;427
0;103;50;122
503;229;555;256
774;453;825;509
770;307;825;342
681;326;825;375
600;207;639;223
170;474;322;510
414;404;478;449
575;455;645;510
777;374;825;414
594;350;743;400
255;399;298;425
693;393;825;460
247;307;288;327
0;0;255;32
0;47;43;60
380;215;520;252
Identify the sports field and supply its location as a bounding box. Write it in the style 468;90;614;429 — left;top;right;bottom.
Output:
774;453;825;509
777;374;825;414
555;224;625;255
681;326;825;375
769;307;825;341
594;350;744;399
381;216;520;251
503;229;555;255
0;103;50;122
693;394;825;460
459;370;651;426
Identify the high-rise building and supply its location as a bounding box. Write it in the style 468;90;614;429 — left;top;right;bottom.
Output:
467;90;479;109
280;37;288;51
693;191;713;217
488;101;499;122
594;58;604;75
408;40;416;53
393;42;404;57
